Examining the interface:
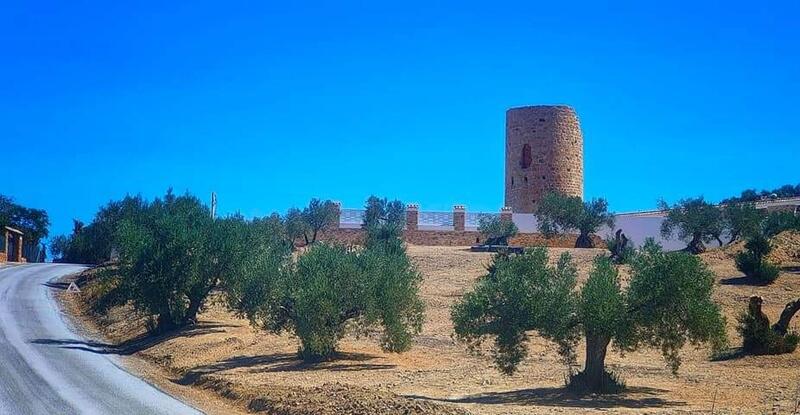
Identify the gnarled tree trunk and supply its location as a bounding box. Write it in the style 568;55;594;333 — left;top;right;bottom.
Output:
685;232;706;254
773;298;800;335
608;230;629;263
575;232;594;249
582;334;611;391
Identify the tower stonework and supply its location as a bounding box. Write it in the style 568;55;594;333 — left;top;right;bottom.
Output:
504;105;584;213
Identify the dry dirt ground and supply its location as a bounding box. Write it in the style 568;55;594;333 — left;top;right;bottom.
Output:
61;233;800;415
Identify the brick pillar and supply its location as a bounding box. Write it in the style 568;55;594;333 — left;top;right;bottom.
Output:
332;201;342;229
16;235;24;263
406;204;419;231
500;206;513;223
453;205;466;231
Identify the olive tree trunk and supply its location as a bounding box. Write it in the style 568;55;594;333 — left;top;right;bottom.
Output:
582;334;611;391
575;232;594;249
773;298;800;335
685;232;706;254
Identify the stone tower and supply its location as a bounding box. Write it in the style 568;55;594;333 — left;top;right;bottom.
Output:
504;105;584;213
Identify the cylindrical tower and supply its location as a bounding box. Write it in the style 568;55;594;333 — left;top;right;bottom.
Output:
504;105;584;213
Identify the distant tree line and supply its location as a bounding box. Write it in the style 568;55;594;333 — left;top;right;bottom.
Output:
721;183;800;204
0;194;49;262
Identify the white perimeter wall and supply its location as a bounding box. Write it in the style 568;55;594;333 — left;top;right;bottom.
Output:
512;213;710;251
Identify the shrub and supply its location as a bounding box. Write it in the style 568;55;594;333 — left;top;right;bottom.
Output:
604;229;635;264
735;234;780;283
452;242;726;394
737;296;799;355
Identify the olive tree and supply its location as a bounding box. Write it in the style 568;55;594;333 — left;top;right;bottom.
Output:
115;190;218;332
300;199;338;245
228;242;424;361
477;215;518;245
722;203;765;244
452;242;726;393
535;192;614;248
762;211;800;238
658;197;724;254
362;196;406;250
284;207;308;249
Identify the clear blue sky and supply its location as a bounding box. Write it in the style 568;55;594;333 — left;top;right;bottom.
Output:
2;1;798;239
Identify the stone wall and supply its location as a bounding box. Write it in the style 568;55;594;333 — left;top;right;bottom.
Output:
505;105;584;213
304;227;601;248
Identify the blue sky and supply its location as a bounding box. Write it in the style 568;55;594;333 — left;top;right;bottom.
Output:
2;1;798;239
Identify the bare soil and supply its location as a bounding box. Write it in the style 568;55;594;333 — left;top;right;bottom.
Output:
62;233;800;414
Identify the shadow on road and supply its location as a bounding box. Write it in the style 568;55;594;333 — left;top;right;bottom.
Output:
175;351;395;386
30;323;233;356
405;385;684;409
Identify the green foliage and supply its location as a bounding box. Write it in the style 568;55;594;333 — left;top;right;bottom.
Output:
735;234;780;283
114;190;218;331
722;203;765;244
737;311;799;355
452;243;726;392
284;207;308;248
625;243;728;372
362;196;406;252
363;196;406;228
535;192;614;248
604;231;635;264
762;211;800;238
721;183;800;204
451;248;579;374
0;194;50;260
229;239;424;361
477;215;518;244
52;195;147;264
301;199;338;244
580;257;627;345
658;197;724;254
280;199;337;247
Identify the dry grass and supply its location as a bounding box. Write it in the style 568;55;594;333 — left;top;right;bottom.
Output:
62;236;800;414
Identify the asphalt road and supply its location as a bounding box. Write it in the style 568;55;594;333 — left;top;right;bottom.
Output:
0;263;202;415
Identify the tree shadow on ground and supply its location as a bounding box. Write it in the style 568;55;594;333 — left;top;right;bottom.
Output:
406;386;684;409
175;351;395;386
30;322;233;355
711;347;748;361
781;265;800;275
719;275;770;286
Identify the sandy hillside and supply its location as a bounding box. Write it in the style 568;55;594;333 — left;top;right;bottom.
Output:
62;236;800;415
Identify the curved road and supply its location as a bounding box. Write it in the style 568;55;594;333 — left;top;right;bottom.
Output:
0;263;202;414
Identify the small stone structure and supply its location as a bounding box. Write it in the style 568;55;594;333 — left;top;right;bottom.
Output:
505;105;584;213
1;227;25;263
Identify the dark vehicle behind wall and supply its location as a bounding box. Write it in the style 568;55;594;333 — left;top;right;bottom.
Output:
470;236;524;254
